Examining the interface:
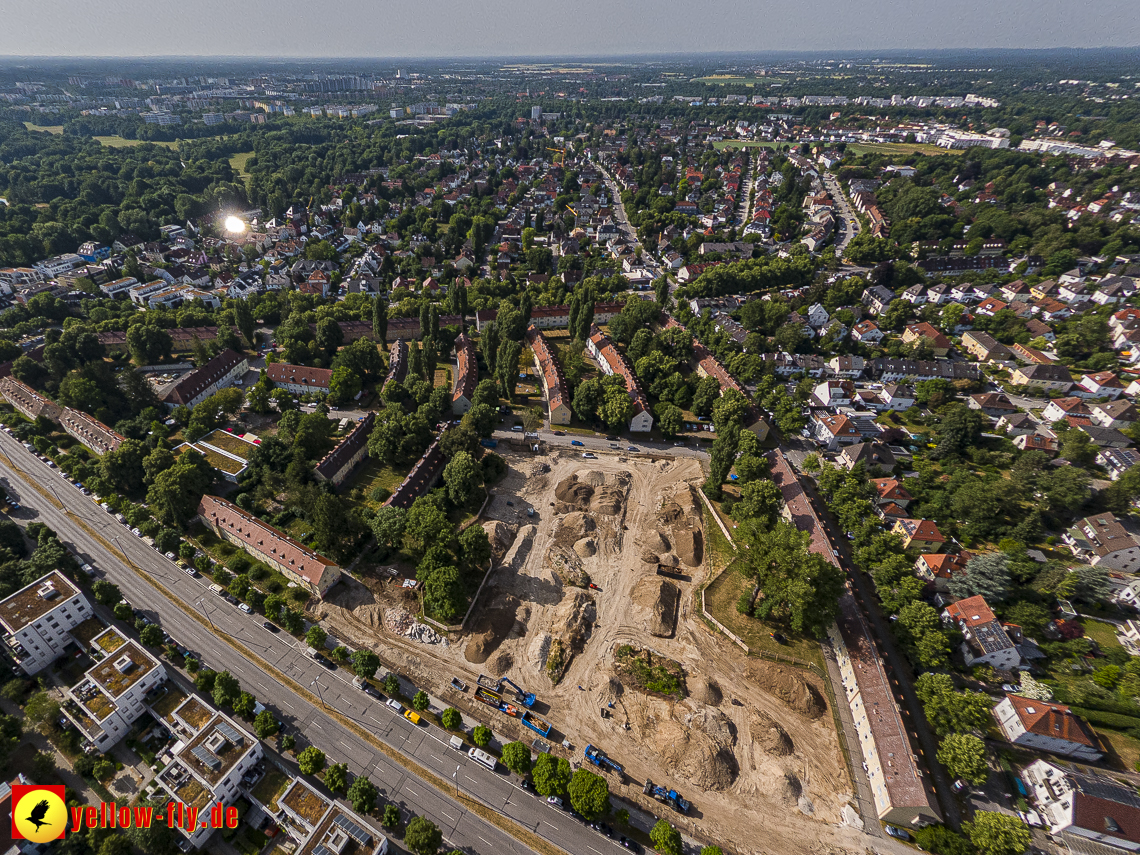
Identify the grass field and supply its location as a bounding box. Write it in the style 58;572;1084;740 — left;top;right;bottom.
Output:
230;151;255;188
23;122;64;134
846;142;958;157
94;135;179;149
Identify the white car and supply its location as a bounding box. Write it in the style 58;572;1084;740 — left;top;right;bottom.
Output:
386;699;403;713
238;603;252;614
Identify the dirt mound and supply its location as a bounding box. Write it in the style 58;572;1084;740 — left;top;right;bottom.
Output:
645;531;670;553
690;676;723;707
674;483;700;515
658;500;684;525
757;762;802;805
746;661;826;720
573;538;597;558
488;651;514;676
547;545;590;587
554;511;596;546
483;520;518;562
590;485;626;515
581;469;606;487
630;578;679;638
640;549;660;564
463;593;523;664
554;475;594;509
673;527;703;567
653;706;739;791
658;553;680;568
752;711;794;757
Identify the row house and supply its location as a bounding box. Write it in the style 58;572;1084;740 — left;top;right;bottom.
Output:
383;440;445;510
315;413;375;488
267;363;334;396
586;326;654;432
451;334;478;415
0;376;62;422
526;326;571;425
961;330;1012;362
163;349;249;409
869;359;981;383
60;407;125;455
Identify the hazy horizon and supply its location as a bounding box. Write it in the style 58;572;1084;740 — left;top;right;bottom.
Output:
3;0;1138;59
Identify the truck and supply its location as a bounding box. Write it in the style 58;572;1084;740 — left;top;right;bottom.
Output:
521;710;552;737
584;745;624;775
475;687;504;709
480;438;498;449
643;779;690;813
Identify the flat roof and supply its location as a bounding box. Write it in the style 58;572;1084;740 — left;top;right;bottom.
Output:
0;571;78;633
179;712;256;786
86;631;160;698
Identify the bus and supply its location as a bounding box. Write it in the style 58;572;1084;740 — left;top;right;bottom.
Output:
468;747;496;771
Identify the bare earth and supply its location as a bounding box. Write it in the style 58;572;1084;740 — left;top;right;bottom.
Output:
318;449;879;855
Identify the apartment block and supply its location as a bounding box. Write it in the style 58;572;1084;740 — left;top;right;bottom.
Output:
0;571;92;675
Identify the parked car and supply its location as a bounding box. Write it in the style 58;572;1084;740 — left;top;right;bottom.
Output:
386;699;403;713
262;622;280;633
570;440;584;446
885;826;910;841
546;796;564;809
238;603;253;614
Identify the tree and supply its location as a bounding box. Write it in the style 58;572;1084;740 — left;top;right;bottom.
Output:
99;438;147;493
383;803;401;829
700;849;723;855
316;317;344;358
932;404;983;459
501;741;532;775
443;450;481;507
404;496;452;555
298;746;326;775
383;673;400;696
948;552;1011;603
281;733;296;751
964;811;1031;855
233;300;256;346
650;820;683;855
146;451;217;526
914;826;974;855
347;776;378;814
692;375;721;418
139;624;164;647
458;524;492;568
441;708;462;730
936;733;989;785
472;725;491;746
24;691;60;734
305;625;328;649
351;650;380;679
655;401;683;438
325;762;349;793
732;479;782;528
91;580;122;606
532;753;572;797
413;690;429;711
212;671;241;709
915;673;993;736
371;505;408;548
567;769;610;820
405;816;443;855
253;710;279;739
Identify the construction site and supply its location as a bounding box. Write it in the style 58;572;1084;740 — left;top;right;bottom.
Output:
316;447;872;855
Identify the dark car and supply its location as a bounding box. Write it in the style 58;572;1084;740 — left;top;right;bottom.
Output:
884;826;911;841
619;837;642;853
364;685;384;700
315;655;337;671
262;622;280;633
224;594;239;605
519;779;534;793
598;823;614;838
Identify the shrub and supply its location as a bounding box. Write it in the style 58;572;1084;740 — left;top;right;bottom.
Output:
472;725;491;747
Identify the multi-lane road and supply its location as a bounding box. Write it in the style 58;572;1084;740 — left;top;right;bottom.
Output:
0;431;640;855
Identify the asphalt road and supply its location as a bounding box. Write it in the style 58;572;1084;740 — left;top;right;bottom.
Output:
822;172;857;255
0;432;639;855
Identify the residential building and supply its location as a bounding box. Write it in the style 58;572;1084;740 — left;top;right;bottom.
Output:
1024;758;1140;854
851;320;884;344
273;777;389;855
876;384;916;411
267;363;334;396
1013;433;1060;454
383;340;408;394
996;413;1036;436
1078;371;1126;400
903;322;952;356
870;477;913;509
869;359;980;382
839;441;896;474
1079;424;1132;449
1099;448;1140;481
813;413;863;450
383;440;445;510
1092;400;1140;429
1065;513;1140;572
100;276;139;299
969;393;1017;418
315;412;375;487
1042;397;1092;422
163;349;249;409
473;302;624;333
915;553;970;592
526;326;571;425
862;285;895;315
155;708;264;849
59;407;125;455
1012;342;1054;364
961;330;1012;362
1011;363;1074;392
942;595;1022;671
0;376;62;422
587;326;653;432
197;495;342;596
450;334;479;415
0;571;92;675
63;627;166;751
892;518;946;552
994;697;1101;761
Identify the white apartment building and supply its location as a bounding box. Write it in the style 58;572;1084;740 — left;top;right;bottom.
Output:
155;706;264;849
100;276;139;298
34;253;85;278
1023;759;1140;853
994;695;1102;761
272;777;389;855
63;627;166;751
0;571;92;675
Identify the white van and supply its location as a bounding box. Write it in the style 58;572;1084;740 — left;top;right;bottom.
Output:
209;584;225;596
450;735;464;751
468;747;496;771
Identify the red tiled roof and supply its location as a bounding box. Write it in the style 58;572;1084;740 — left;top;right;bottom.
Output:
452;334;478;405
1005;694;1096;748
870;478;913;503
267;362;333;389
944;594;997;627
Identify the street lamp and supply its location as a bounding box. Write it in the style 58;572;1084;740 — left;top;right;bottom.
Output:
311;674;327;708
454;763;461;798
196;597;216;632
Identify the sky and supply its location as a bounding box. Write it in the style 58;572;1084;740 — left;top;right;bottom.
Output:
2;0;1138;57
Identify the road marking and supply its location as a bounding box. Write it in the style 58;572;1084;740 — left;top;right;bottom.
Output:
589;847;604;855
479;837;491;846
280;699;293;709
441;812;456;821
312;721;323;730
405;787;418;797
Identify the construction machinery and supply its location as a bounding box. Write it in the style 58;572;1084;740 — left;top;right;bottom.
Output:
643;779;690;813
475;687;503;708
547;147;566;166
501;678;536;707
584;744;625;776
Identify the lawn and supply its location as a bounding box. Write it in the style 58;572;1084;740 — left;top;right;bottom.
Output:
229;151;255;188
1082;618;1126;654
1093;728;1140;772
846;142;959;157
342;457;412;510
94;135;179;149
702;560;824;668
249;766;289;810
23;122;64;134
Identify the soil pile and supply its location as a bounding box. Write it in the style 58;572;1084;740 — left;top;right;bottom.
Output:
554;475;594;512
746;661;826;720
591;485;626;516
581;469;606;487
645;531;670;553
573;538;597;558
630;578;680;638
690;676;723;707
547;544;590;587
463;593;525;664
488;651;514;676
483;520;518;562
755;763;802;806
673;527;703;567
640;549;660;564
657;485;704;566
752;711;794;757
653;706;739;791
554;511;596;547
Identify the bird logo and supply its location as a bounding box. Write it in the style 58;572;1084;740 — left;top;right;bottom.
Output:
11;785;66;842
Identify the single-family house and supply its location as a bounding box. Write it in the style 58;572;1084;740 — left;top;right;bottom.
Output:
942;595;1022;671
892;518;946;553
995;698;1101;761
